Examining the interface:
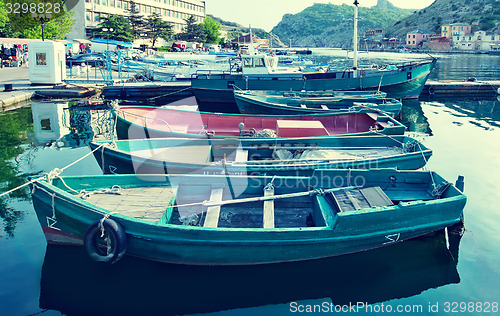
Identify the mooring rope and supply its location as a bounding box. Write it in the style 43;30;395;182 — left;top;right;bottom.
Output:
416;142;437;190
0;143;106;198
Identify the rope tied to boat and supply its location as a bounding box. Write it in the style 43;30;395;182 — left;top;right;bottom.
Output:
44;168;63;184
432;182;451;198
310;188;325;196
264;175;277;192
402;141;419;153
415;142;437;190
0;143;107;198
99;212;119;238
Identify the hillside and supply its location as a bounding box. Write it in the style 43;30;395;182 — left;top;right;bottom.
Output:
386;0;500;39
207;14;280;45
270;0;413;48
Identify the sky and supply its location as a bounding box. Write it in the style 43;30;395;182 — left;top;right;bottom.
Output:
204;0;436;32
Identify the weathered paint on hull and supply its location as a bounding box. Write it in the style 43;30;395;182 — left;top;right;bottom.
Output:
33;189;464;265
31;170;466;266
234;93;402;116
114;109;406;141
89;138;432;176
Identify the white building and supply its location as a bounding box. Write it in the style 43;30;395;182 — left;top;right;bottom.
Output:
66;0;206;44
453;31;500;52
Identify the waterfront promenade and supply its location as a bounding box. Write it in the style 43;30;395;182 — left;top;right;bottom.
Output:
0;67;47;110
0;66;133;110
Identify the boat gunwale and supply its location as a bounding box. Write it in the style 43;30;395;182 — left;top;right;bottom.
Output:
91;138;432;169
113;106;405;139
31;171;466;237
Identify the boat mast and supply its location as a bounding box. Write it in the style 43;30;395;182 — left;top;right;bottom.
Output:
248;25;256;55
353;0;359;78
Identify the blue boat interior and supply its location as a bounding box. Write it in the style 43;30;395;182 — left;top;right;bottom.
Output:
47;170;462;231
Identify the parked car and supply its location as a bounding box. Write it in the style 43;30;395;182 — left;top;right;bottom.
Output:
66;53;105;67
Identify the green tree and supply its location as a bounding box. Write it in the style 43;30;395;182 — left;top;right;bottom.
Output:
95;14;134;42
5;0;66;36
479;15;496;31
144;13;173;47
126;1;144;39
177;15;205;42
201;16;221;44
0;0;8;29
21;11;74;39
0;107;34;238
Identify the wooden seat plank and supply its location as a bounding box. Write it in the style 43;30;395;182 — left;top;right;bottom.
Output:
234;149;249;163
203;188;224;228
263;186;275;228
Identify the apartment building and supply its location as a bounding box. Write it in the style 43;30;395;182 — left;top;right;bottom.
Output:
66;0;206;42
453;31;500;52
441;23;471;38
406;29;435;47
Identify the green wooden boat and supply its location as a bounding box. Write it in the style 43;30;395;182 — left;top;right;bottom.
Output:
89;136;432;176
31;169;466;265
114;106;406;141
234;90;402;116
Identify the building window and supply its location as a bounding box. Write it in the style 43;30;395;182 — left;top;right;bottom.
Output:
86;12;92;20
413;35;415;38
117;0;121;8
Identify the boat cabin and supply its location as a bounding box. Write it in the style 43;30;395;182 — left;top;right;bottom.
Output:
241;53;303;77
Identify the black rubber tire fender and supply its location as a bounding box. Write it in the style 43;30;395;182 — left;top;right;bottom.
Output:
84;218;127;264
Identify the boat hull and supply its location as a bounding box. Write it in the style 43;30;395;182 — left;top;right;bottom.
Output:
234;91;402;116
114;106;406;140
102;82;193;104
31;170;466;265
89;136;432;176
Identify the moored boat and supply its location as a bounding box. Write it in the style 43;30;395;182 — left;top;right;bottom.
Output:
192;56;436;113
89;136;432;176
30;169;466;265
233;89;402;116
191;1;436;113
113;106;406;140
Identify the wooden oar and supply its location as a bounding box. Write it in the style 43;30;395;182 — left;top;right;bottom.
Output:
214;146;396;151
202;185;361;208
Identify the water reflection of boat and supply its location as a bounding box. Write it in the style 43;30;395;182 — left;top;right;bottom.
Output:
39;227;461;315
417;94;500;129
401;99;432;135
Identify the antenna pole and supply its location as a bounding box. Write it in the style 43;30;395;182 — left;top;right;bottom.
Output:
353;0;359;78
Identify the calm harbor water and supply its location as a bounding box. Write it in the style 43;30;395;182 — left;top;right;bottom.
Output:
1;51;500;315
